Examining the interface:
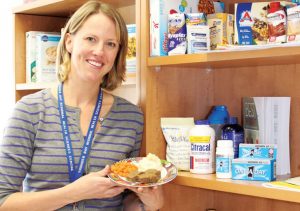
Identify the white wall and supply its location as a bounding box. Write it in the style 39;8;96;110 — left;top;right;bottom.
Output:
0;0;22;132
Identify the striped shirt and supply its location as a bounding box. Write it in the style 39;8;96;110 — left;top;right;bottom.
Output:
0;89;144;210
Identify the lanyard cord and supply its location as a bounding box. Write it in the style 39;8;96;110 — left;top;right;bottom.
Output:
58;83;103;182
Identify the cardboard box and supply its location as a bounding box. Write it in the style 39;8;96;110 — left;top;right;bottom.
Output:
234;2;269;45
207;13;234;46
150;0;199;56
36;33;61;83
26;31;59;83
232;158;276;181
239;144;277;159
287;5;300;42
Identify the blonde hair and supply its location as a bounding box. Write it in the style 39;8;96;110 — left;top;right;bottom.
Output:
56;0;128;91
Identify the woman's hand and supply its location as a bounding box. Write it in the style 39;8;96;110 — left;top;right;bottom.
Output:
127;186;164;211
66;165;126;202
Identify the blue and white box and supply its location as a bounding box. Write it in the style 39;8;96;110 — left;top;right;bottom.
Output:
232;158;276;181
239;144;277;159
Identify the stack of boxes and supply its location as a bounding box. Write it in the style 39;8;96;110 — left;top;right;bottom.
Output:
232;144;277;181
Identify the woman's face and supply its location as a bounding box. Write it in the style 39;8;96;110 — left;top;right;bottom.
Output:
65;12;119;85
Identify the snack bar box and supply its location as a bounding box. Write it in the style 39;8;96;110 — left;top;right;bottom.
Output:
234;1;296;45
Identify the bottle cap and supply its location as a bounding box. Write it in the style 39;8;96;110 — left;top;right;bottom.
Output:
269;2;281;13
217;140;233;147
208;105;229;124
195;119;209;125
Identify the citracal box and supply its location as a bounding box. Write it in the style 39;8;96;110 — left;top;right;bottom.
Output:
232;158;276;181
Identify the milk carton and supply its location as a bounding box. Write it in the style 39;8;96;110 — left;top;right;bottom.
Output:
232;158;276;181
150;0;199;56
36;33;61;83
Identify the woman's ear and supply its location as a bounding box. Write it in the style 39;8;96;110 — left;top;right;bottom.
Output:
65;33;73;53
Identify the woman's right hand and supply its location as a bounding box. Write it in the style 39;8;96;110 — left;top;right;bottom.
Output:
66;165;125;202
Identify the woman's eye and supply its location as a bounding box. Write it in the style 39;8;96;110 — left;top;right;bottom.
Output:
106;41;117;48
87;37;96;42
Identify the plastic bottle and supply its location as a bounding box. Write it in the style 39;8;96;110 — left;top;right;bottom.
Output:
216;140;234;179
208;105;229;142
221;117;244;158
267;1;287;43
189;120;215;174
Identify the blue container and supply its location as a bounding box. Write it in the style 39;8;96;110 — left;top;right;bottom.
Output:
222;117;244;158
208;105;229;141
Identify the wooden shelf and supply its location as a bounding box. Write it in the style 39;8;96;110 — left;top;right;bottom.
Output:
13;0;135;16
16;78;136;91
148;45;300;68
16;82;56;90
174;172;300;203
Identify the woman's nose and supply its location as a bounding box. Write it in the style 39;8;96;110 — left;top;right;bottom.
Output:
93;41;104;55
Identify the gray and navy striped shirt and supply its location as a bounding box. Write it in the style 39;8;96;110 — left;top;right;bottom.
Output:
0;89;144;210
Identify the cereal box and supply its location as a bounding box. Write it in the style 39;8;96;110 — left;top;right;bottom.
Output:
150;0;199;56
26;31;59;83
36;33;61;83
232;158;276;181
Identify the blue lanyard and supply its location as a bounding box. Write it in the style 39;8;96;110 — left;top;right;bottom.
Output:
58;83;103;182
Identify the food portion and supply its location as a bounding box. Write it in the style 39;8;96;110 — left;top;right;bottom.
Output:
110;153;163;184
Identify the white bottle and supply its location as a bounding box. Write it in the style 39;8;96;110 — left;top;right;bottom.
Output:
216;140;234;178
189;120;215;174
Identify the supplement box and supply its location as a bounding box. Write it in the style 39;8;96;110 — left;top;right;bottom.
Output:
232;158;276;181
186;13;209;53
207;13;234;46
168;13;187;55
239;144;277;159
150;0;199;56
287;5;300;42
36;33;61;83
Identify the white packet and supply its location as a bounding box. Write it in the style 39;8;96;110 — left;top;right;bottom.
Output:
161;118;194;171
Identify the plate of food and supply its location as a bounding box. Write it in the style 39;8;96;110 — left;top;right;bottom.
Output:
108;153;178;187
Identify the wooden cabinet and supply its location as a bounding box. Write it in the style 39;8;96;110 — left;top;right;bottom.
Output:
13;0;300;210
139;0;300;210
13;0;139;103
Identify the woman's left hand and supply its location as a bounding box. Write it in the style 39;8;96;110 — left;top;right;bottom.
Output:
127;185;164;211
